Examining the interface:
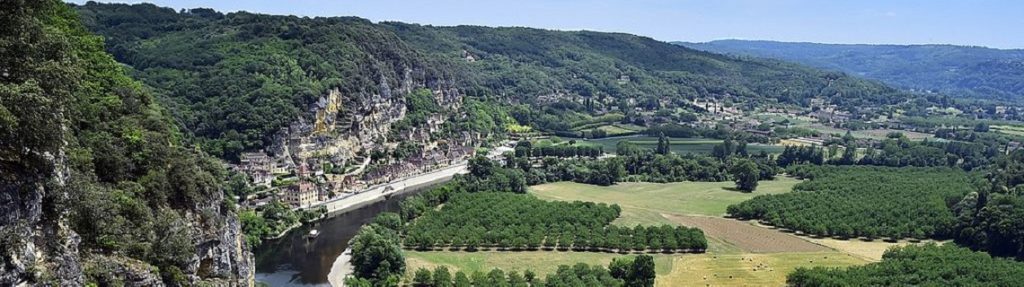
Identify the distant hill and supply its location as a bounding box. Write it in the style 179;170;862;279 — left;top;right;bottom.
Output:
678;40;1024;102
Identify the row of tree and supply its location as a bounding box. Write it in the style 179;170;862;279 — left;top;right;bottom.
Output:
502;137;778;190
776;133;1002;171
352;255;655;287
404;193;707;252
727;165;978;239
513;141;604;158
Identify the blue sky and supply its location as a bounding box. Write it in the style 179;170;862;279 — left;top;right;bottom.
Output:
70;0;1024;49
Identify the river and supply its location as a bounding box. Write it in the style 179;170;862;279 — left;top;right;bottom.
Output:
252;189;421;286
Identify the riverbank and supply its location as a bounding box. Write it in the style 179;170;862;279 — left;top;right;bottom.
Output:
327;248;353;287
320;162;468;215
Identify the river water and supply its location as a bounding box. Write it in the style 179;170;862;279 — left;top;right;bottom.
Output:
253;191;420;286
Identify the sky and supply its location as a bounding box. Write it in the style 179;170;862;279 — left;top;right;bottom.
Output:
69;0;1024;49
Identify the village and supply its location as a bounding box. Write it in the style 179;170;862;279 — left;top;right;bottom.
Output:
231;85;482;211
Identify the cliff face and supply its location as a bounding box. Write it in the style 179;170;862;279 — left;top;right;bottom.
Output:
0;155;83;286
0;1;252;286
186;191;254;286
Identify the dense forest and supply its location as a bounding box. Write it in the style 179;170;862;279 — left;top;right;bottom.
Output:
681;40;1024;102
787;244;1024;286
727;166;978;239
72;2;454;160
72;2;928;160
1;1;249;285
952;150;1024;259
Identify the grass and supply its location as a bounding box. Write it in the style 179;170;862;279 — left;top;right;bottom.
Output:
405;250;866;287
530;178;801;226
594;124;643;136
806;124;933;140
658;251;865;286
575;136;785;155
992;125;1024;136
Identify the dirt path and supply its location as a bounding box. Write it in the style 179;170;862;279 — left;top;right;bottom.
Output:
663;214;829;253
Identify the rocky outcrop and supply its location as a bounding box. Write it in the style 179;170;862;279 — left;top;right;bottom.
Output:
187;202;254;286
82;255;164;287
1;150;83;286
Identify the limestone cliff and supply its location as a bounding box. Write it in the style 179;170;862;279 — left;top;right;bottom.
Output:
0;1;253;286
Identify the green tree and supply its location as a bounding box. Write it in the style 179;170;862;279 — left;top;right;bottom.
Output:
730;159;760;192
453;271;472;287
433;266;453;287
373;212;404;231
627;255;656;287
524;270;537;283
655;132;670;155
349;225;405;284
413;267;433;287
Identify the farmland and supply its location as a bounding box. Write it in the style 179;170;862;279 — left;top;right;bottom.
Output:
401;179;888;286
572;136;786;155
405;250;865;287
531;179;799;225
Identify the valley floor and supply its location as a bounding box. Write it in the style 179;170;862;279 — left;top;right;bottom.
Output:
403;179;923;286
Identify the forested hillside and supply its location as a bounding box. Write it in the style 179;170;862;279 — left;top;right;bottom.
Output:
1;1;250;286
680;40;1024;102
383;23;910;109
74;3;919;159
74;3;451;160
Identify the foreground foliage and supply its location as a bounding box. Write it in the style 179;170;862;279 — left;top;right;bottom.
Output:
2;1;244;285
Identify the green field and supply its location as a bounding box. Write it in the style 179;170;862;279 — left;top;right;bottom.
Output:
531;179;801;226
574;136;785;155
806;124;934;140
992;125;1024;136
590;124;645;136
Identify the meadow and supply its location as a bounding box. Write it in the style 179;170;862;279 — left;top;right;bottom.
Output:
574;136;785;155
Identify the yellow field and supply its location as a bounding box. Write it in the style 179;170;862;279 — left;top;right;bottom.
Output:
405;250;865;286
531;178;800;226
405;251;675;280
658;252;864;286
992;125;1024;136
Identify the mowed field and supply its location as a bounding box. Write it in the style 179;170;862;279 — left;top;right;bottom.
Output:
806;124;933;140
992;124;1024;136
531;179;799;225
577;136;785;155
405;250;863;287
405;179;892;286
